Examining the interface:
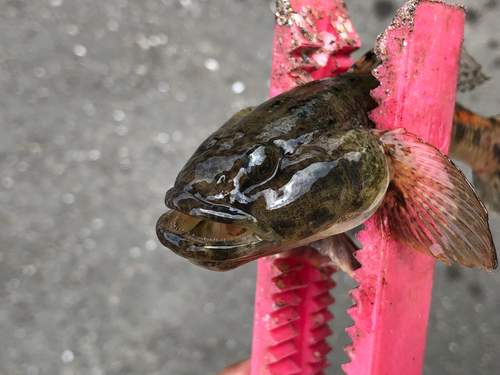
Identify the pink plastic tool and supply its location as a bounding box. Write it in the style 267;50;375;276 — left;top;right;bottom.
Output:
251;2;359;374
251;1;465;374
344;2;465;375
270;0;360;98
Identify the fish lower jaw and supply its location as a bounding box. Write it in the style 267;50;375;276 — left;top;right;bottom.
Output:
156;210;281;271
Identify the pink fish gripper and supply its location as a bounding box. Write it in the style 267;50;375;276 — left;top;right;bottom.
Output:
250;1;466;374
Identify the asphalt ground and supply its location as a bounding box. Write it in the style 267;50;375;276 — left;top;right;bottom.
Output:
1;0;499;374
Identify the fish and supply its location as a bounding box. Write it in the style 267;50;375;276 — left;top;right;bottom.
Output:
156;51;498;275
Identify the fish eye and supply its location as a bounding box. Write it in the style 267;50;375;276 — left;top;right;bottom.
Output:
242;145;278;182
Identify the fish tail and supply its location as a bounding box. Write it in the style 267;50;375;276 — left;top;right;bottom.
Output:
473;171;500;214
450;103;500;214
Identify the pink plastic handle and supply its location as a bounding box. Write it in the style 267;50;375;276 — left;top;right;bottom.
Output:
343;2;465;375
251;1;360;374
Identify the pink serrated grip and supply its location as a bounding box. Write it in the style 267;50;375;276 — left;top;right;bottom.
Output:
270;0;360;97
251;1;360;374
251;253;336;375
343;2;465;375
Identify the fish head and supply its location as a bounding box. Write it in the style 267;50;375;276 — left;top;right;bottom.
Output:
157;139;282;271
157;79;390;270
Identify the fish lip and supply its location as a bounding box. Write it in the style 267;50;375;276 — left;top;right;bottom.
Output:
157;189;279;270
165;189;260;228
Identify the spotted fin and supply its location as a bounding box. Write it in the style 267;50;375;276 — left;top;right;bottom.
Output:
372;128;498;272
457;47;490;93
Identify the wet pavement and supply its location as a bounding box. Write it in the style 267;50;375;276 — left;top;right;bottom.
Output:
1;0;499;374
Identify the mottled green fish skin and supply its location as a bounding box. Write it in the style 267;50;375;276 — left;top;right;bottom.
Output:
157;73;391;270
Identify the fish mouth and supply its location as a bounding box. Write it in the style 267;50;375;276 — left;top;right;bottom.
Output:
156;190;279;271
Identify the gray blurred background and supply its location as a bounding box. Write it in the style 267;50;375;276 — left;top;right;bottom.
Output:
1;0;499;374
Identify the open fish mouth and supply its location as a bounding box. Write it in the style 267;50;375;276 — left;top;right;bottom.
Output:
158;210;258;244
156;191;279;271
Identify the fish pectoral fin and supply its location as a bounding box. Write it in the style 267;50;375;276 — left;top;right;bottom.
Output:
473;170;500;215
372;128;498;272
309;234;361;277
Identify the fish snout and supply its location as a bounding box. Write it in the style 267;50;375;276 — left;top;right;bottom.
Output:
157;189;280;271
